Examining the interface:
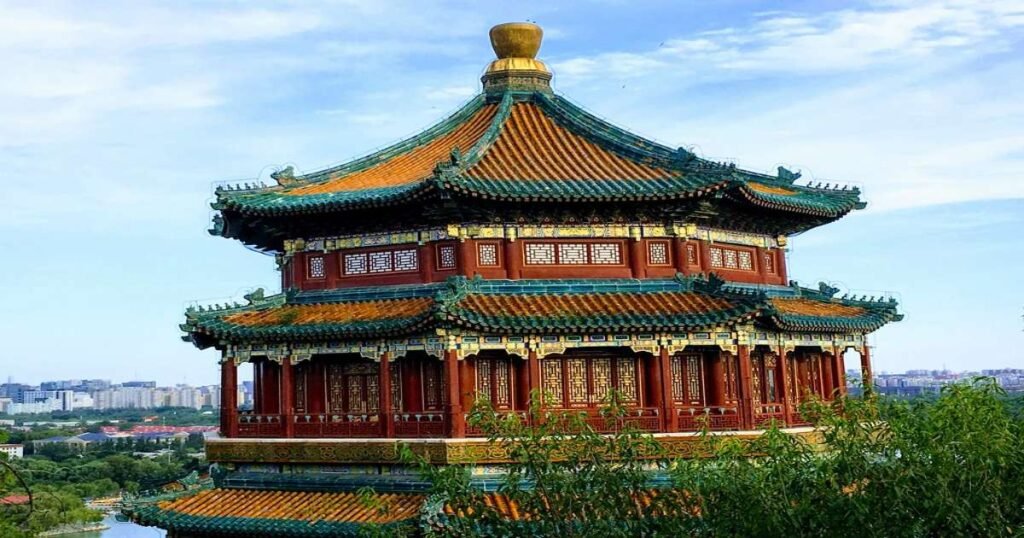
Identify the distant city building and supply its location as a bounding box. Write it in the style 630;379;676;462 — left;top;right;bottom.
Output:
122;381;157;388
0;444;23;459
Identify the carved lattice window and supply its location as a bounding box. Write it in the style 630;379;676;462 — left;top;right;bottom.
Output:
543;355;639;408
709;245;755;272
648;241;669;265
591;243;621;264
475;356;512;409
308;256;326;279
686;243;698;266
437;245;457;270
738;251;753;270
542;359;563;406
477;243;499;267
763;251;777;275
524;242;623;266
526;243;556;265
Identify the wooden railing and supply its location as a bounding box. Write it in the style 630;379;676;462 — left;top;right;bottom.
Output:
465;410;530;437
676;407;741;431
292;414;381;438
394;412;446;438
236;413;285;438
541;407;662;434
753;403;786;428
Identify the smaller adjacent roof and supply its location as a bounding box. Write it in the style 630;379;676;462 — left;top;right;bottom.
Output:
183;277;900;348
768;296;901;333
130;488;425;537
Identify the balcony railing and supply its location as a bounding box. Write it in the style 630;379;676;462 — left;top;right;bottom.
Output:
292;414;381;438
676;406;741;431
542;407;662;434
394;412;446;438
236;413;285;438
753;403;786;428
465;410;530;437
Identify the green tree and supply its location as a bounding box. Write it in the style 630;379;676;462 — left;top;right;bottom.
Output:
416;379;1023;537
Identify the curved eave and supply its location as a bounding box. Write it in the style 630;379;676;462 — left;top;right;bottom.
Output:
185;314;434;344
439;175;733;203
217;181;436;217
446;306;763;335
731;183;865;219
763;298;903;334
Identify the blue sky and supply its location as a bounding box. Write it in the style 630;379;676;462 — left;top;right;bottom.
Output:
0;1;1021;385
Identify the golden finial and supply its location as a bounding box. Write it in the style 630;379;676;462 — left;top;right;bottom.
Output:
482;22;552;93
489;22;543;60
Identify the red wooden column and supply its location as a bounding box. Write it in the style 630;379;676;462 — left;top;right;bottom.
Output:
505;239;522;279
821;352;835;399
736;345;755;430
220;358;238;438
834;345;848;396
657;344;677;432
860;342;874;395
708;352;726;408
629;239;646;278
527;348;541;406
379;351;395;438
280;357;295;438
444;349;465;437
777;346;793;426
672;238;689;275
457;240;475;277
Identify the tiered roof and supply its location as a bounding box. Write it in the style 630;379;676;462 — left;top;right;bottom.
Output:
130;488;424;537
210;24;864;249
182;277;901;348
214;92;862;220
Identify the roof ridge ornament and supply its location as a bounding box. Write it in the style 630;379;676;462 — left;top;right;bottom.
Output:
482;22;553;95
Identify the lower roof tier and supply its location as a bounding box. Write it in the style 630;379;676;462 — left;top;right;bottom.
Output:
182;276;901;348
129;488;424;537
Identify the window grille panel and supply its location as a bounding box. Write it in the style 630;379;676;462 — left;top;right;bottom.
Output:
558;243;587;264
590;243;621;264
525;243;556;265
437;245;457;270
344;253;368;275
648;241;669;265
308;256;326;279
477;243;499;266
368;251;393;273
709;247;724;268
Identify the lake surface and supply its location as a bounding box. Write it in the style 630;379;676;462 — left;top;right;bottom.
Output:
70;514;166;537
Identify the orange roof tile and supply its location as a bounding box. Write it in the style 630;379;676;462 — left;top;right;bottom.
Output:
458;291;735;318
288;104;498;195
223;297;433;327
444;490;696;520
746;181;796;196
158;488;425;525
466;103;673;181
771;297;866;318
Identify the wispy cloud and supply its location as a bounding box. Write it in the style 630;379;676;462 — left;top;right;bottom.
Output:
548;0;1024;211
553;1;1024;80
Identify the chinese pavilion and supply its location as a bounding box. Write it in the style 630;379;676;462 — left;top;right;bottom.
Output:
132;22;900;536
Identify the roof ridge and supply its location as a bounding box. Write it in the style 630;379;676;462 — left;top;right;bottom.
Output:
282;94;488;188
540;94;680;168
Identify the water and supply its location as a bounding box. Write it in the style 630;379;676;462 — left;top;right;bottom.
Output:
70;514;166;537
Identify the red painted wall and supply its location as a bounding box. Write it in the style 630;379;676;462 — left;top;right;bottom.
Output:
283;237;788;290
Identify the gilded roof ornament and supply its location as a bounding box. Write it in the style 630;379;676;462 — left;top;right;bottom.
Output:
482;22;553;94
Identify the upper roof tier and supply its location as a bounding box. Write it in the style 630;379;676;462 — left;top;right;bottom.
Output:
211;23;865;249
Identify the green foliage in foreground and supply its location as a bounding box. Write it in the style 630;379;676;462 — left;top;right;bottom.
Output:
0;435;205;536
399;378;1023;537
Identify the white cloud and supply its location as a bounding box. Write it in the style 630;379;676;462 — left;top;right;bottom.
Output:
548;0;1024;211
553;1;1024;79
